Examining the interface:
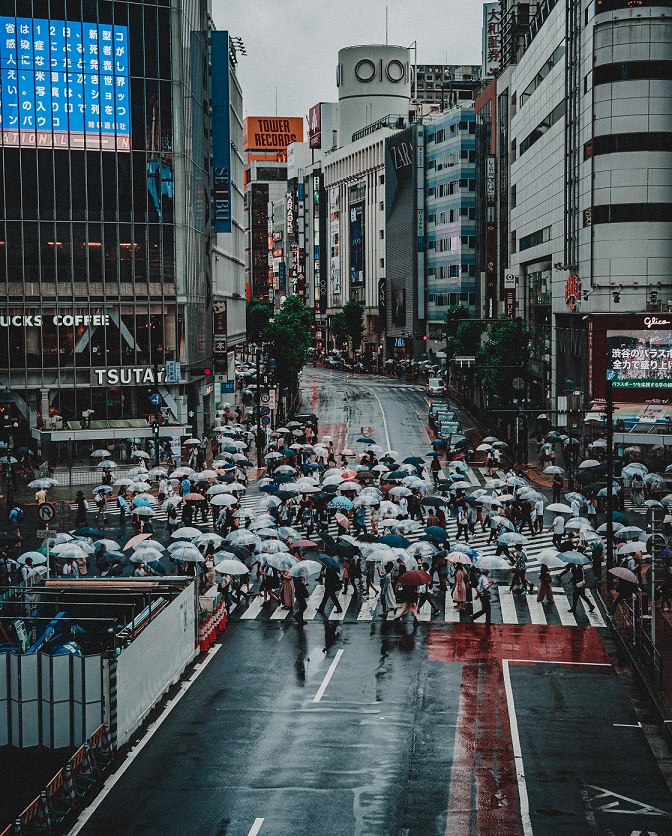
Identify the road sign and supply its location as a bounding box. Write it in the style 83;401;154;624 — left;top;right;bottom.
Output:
512;377;525;391
261;406;271;417
260;391;277;410
360;426;373;437
37;502;55;522
165;361;181;383
261;416;271;426
37;529;51;538
54;500;72;529
149;393;163;406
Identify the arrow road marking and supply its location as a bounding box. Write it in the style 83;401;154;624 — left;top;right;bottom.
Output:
587;785;671;817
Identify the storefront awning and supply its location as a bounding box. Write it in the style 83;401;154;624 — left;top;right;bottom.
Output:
585;402;672;430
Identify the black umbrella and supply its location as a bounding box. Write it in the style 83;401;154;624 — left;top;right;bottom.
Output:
379;455;397;463
358;533;378;543
332;541;357;558
274;490;296;502
385;471;407;480
403;457;425;466
314;531;336;550
356;470;377;480
378;533;410;548
0;531;21;543
421;496;445;508
582;481;610;494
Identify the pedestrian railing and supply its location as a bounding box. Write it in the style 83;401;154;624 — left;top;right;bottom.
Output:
0;724;115;835
611;592;664;687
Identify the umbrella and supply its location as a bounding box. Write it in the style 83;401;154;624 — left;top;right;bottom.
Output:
28;478;59;489
543;466;565;475
546;503;573;514
170;545;204;563
72;527;104;537
133;506;155;517
334;512;350;530
421;496;446;509
90;449;112;458
356;437;376;443
131;539;164;553
476;443;493;452
328;496;354;510
618;541;647;554
93;485;114;495
17;551;48;566
402;457;425;466
398;569;431;586
614;526;645;540
612;511;629;525
289;560;323;577
557;551;590;565
578;459;601;469
123;533;153;550
318;553;341;570
210;494;238;506
171;526;203;540
292;539;318;549
378;534;410;548
95;539;121;551
183;492;206;501
534;549;569;569
474;555;512;570
498;532;528;546
424;526;448;543
609;567;639;585
214;558;249;575
51;543;90;559
96;460;118;468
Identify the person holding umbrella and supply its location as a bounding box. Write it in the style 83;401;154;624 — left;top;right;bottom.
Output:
395;568;432;624
471;569;494;623
609;568;639;616
452;562;469;612
377;561;397;619
316;562;343;615
293;572;309;624
559;561;595;614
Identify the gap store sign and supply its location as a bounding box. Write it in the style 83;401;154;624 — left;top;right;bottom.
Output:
0;16;130;150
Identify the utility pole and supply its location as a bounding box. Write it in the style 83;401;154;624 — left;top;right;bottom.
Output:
255;347;263;469
605;377;614;588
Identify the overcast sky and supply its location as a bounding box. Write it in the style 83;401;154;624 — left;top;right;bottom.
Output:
212;0;484;121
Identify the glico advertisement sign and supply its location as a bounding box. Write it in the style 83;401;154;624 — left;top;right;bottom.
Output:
591;314;672;400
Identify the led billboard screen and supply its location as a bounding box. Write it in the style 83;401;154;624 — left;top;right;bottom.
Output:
0;16;130;151
607;326;672;389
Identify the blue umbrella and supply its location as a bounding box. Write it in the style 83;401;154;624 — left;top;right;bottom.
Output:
260;484;279;493
423;526;448;543
280;449;296;456
132;497;152;507
274;474;295;484
147;559;167;575
378;533;410;548
356;437;376;443
305;463;324;471
558;551;591;565
328;496;354;510
72;527;104;537
318;553;341;570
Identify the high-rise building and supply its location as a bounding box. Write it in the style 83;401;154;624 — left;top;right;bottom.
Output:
0;0;214;461
413;65;482;113
424;107;478;360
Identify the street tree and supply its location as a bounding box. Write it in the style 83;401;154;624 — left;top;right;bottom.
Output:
246;298;271;343
262;296;313;393
444;304;472;362
342;300;365;352
476;318;530;405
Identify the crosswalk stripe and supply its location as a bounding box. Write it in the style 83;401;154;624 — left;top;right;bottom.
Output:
329;591;353;620
526;595;548;625
497;586;519;623
270;603;291;620
585;590;607;627
552;588;579;626
304;586;325;619
239;596;265;620
443;590;461;622
416;600;433;621
357;593;380;620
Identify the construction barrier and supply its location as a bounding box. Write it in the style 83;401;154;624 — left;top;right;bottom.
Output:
0;724;115;835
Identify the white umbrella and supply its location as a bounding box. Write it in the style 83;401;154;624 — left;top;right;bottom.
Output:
96;460;118;468
194;533;224;547
170;545;204;563
546;503;574;513
18;551;48;566
289;560;322;577
51;543;90;559
132;539;164;553
210;494;238;506
133;506;155;517
171;527;203;540
225;530;261;547
90;450;111;458
133;451;151;459
578;459;601;469
214;558;249;575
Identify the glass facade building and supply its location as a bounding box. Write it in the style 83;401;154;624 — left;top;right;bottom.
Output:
0;0;212;455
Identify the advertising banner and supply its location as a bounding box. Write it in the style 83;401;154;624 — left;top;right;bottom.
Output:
607;324;672;389
243;116;303;152
211;31;231;233
349;202;365;286
0;16;130;151
308;102;322;149
482;3;502;79
329;187;341;296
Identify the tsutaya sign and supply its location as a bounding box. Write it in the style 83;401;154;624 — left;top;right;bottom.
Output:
0;313;110;327
92;367;165;386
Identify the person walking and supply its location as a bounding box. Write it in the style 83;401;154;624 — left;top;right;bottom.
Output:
534;497;545;534
552;474;563;504
74;492;88;527
471;569;494;622
510;546;534;594
394;581;420;624
317;564;343;614
559;562;595;614
430;455;442;486
95;492;107;528
293;573;309;624
456;506;470;542
280;569;295;610
378;561;397;619
417;562;440;616
452;563;468;611
537;563;554;604
547;513;565;549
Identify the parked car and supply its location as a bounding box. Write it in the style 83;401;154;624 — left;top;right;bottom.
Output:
293;412;319;434
427;377;447;399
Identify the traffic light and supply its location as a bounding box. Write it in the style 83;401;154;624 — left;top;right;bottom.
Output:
152;422;160;436
189;367;213;377
422;335;428;341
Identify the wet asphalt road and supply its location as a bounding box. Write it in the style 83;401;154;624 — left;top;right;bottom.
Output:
73;369;672;836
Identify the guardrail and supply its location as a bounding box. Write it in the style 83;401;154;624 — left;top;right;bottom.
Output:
0;724;114;835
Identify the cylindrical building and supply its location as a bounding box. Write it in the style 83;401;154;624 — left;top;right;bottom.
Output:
337;45;412;143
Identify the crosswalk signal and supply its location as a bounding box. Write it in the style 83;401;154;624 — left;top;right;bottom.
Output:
189;367;213;377
152;421;160;436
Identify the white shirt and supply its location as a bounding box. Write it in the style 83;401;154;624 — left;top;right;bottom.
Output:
570;500;580;517
535;499;544;517
552;515;565;534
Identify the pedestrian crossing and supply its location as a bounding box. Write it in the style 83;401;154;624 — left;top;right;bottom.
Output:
229;582;607;628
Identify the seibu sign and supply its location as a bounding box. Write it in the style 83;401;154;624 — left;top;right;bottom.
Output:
92;367;165;386
0;313;110;327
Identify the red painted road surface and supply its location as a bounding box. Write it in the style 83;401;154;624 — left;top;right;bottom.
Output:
429;625;610;836
319;422;348;454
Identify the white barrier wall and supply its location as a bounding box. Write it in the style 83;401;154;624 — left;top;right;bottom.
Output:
114;582;198;747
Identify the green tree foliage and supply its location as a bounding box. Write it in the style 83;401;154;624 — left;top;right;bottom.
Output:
330;312;347;344
262;296;313;392
476;318;530;405
444;305;484;360
246;298;271;343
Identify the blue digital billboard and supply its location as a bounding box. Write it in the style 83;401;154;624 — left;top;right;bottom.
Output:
0;17;130;151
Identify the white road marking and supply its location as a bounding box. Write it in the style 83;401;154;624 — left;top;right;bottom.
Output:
502;659;533;836
304;585;325;620
329;591;353;621
416;599;433;621
357;592;380;620
444;590;461;622
247;818;265;836
584;590;607;627
497;586;519;624
613;722;643;728
526;595;548;625
313;648;344;703
69;644;222;834
369;388;393;452
270;603;291;620
240;595;266;620
552;588;579;626
466;468;481;486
